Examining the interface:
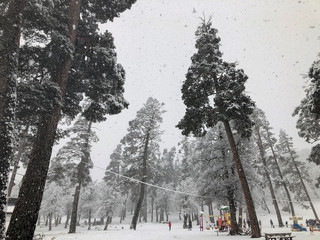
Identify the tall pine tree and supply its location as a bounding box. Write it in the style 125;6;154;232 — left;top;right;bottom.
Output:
120;97;165;230
0;0;25;236
177;19;260;238
252;108;284;227
6;1;136;238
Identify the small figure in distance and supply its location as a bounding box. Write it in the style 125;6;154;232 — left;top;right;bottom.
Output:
270;219;274;228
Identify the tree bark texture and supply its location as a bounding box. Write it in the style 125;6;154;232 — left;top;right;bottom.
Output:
0;0;25;237
223;120;261;238
255;126;284;227
6;0;81;239
69;184;81;233
131;132;150;230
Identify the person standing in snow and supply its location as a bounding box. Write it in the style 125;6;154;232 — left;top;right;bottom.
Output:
168;221;171;231
258;220;262;229
270;219;274;228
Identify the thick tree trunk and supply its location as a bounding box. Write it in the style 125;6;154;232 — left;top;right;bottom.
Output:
223;120;260;238
6;0;81;239
0;0;25;237
255;126;284;227
131;132;150;230
266;129;295;217
287;144;319;221
69;184;81;233
228;188;240;235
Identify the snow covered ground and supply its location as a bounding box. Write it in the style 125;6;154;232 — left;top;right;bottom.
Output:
35;202;320;240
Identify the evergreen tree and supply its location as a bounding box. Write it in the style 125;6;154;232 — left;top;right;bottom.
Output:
293;56;320;187
177;19;260;238
6;1;136;238
39;182;66;231
196;125;241;234
0;0;25;235
276;129;319;221
120;97;165;230
79;182;99;230
252;108;284;227
262;121;296;216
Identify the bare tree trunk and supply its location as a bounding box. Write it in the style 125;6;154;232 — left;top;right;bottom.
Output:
6;0;81;239
143;193;147;222
65;212;70;229
156;205;159;222
0;0;25;237
262;198;271;214
208;202;214;223
151;197;154;222
69;184;81;233
88;208;91;230
223;120;260;238
160;208;164;222
228;187;240;235
55;215;59;227
130;132;150;230
104;216;112;230
266;129;295;216
48;213;52;231
255;126;284;227
286;144;319;221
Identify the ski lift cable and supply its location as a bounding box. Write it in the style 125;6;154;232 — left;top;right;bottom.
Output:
89;162;207;199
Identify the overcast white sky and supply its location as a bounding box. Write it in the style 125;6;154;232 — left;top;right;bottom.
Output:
86;0;320;180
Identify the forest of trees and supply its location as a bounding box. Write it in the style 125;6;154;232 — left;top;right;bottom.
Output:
1;2;320;240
